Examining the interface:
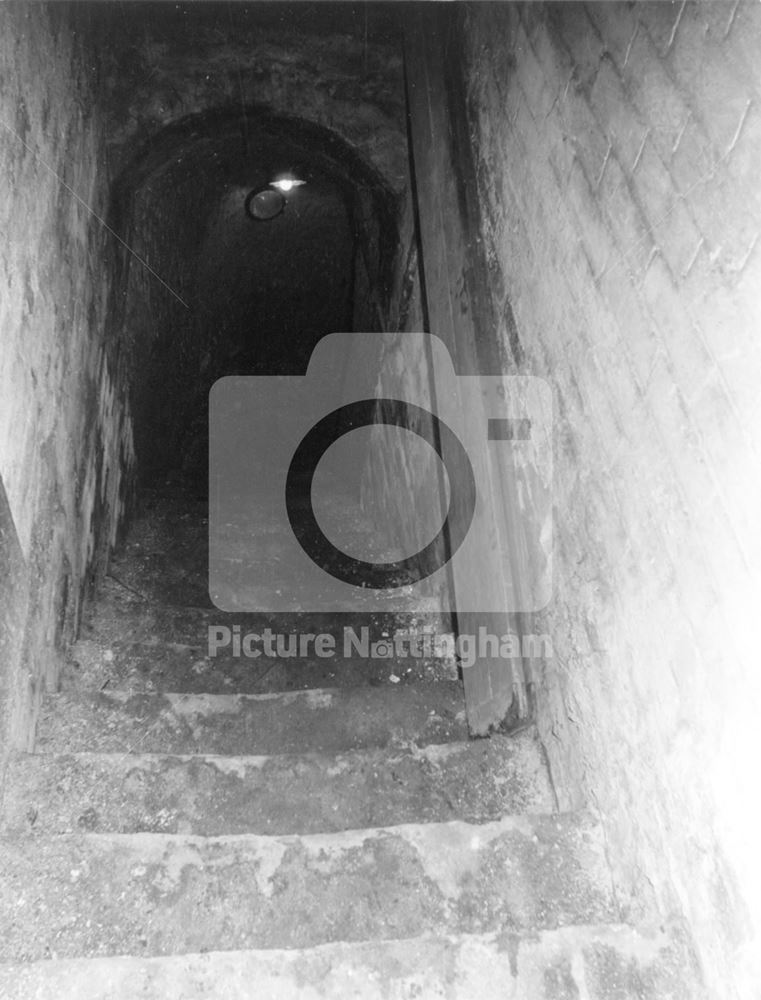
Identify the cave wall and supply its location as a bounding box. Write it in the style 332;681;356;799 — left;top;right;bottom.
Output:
451;2;760;997
111;142;209;484
0;4;133;768
93;2;408;192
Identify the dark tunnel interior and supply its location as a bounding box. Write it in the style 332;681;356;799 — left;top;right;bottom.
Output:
100;2;404;491
111;112;399;490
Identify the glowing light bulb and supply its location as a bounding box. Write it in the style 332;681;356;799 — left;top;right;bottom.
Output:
270;177;306;193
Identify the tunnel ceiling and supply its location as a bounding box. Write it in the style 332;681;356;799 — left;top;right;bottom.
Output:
99;0;407;368
86;1;408;190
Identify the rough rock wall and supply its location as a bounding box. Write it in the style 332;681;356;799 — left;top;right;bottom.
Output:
0;5;133;764
460;3;761;997
93;3;407;192
111;148;204;484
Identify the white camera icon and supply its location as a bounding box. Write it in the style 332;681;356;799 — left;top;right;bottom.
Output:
209;332;552;613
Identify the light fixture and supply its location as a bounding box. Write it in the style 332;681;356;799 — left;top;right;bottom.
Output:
245;186;286;221
270;175;306;193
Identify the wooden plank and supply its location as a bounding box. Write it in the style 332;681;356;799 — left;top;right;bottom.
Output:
403;6;532;734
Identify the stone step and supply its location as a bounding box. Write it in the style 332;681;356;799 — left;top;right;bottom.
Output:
36;684;468;756
3;729;555;836
64;635;455;695
83;584;451;648
0;812;617;961
0;924;701;1000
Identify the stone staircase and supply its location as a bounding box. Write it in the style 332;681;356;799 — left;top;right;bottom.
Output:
0;489;699;997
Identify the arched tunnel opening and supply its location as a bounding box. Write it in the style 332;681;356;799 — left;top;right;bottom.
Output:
104;99;427;629
110;107;397;493
1;3;761;996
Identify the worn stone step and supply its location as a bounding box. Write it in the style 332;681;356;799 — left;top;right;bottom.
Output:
83;583;451;648
3;729;555;836
64;635;455;695
0;923;702;1000
0;812;616;961
80;592;346;644
36;684;468;755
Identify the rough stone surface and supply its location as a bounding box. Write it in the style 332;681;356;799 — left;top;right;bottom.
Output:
0;925;702;1000
0;477;28;777
69;489;456;694
0;3;133;768
2;729;555;836
36;685;469;756
91;4;407;190
0;813;616;960
66;634;455;694
2;439;700;996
